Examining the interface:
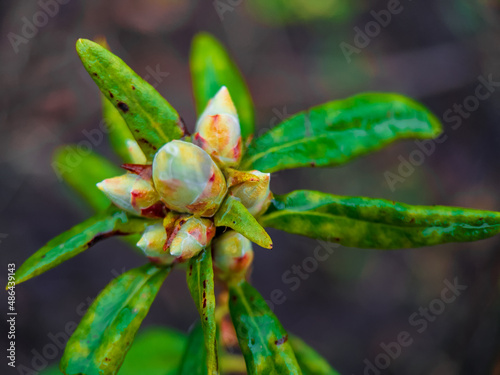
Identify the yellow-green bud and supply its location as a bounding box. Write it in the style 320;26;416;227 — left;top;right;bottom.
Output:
213;231;254;282
194;86;242;168
168;216;216;261
229;170;272;217
96;173;162;217
136;222;175;265
152;140;227;217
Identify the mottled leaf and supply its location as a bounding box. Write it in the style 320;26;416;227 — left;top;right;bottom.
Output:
95;37;146;164
76;39;185;159
229;281;302;375
15;208;150;285
242;93;442;173
61;263;171;375
190;32;255;140
290;335;340;375
103;96;147;164
178;322;208;375
214;195;272;249
260;190;500;249
40;327;186;375
186;248;219;375
53;147;123;212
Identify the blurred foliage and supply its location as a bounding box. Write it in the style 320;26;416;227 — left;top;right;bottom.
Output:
246;0;364;25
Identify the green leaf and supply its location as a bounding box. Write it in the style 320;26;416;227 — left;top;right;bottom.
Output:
190;32;255;141
15;208;150;285
186;248;219;375
228;281;302;375
53;147;123;212
40;327;186;375
103;96;147;164
214;196;272;249
241;93;442;173
61;263;171;375
76;39;185;160
260;190;500;249
289;335;340;375
119;327;186;375
178;322;208;375
94;37;146;164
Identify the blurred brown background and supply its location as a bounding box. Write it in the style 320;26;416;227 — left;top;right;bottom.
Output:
2;0;500;374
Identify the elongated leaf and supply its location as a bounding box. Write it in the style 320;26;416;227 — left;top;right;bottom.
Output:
290;335;340;375
229;281;302;375
190;32;255;140
178;322;208;375
241;93;442;173
53;147;123;212
61;263;170;375
119;327;186;375
76;39;185;159
214;196;272;249
260;190;500;249
103;96;147;164
95;37;146;164
41;327;186;375
15;208;150;285
186;248;219;375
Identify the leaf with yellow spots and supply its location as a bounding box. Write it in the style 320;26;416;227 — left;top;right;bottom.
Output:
14;207;150;286
61;263;171;375
260;190;500;248
76;39;185;160
242;93;442;173
228;281;302;375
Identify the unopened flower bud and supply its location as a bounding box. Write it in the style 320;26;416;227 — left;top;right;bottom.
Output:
229;170;272;217
136;223;174;265
213;231;254;282
194;86;242;167
168;217;216;260
96;173;162;217
152;140;227;217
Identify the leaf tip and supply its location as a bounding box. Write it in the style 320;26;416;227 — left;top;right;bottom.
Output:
75;38;102;59
258;231;273;249
193;31;217;45
75;38;87;52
